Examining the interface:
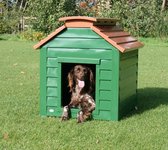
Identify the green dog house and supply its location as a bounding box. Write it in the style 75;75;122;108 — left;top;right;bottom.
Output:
34;16;143;121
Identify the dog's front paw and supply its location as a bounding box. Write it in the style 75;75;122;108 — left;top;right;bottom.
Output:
77;111;84;123
61;106;69;121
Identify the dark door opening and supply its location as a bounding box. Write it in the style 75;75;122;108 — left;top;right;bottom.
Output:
61;63;96;107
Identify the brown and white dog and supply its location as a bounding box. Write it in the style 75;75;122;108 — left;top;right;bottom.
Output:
61;65;95;123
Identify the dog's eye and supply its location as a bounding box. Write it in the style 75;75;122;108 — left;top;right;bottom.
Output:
83;69;87;73
76;67;80;72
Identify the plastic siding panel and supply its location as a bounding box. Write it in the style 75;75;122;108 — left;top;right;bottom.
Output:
120;78;137;92
119;51;138;118
94;64;100;115
47;87;58;97
99;101;112;110
47;58;58;67
100;90;112;100
120;65;137;80
120;87;137;102
40;47;47;116
47;48;112;59
58;57;100;64
45;38;112;49
47;68;59;77
120;57;138;70
57;63;62;112
119;74;137;90
100;80;113;90
47;77;58;87
97;47;119;120
110;49;119;120
47;97;58;106
100;70;112;80
100;59;113;70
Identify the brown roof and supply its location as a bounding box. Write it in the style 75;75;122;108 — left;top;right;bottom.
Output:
34;16;143;52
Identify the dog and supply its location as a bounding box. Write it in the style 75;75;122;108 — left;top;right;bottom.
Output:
61;65;95;123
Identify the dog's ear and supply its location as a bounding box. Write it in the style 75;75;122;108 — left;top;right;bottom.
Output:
68;68;75;92
89;68;94;84
88;67;94;89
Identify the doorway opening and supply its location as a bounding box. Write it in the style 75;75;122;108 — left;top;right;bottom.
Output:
61;63;96;107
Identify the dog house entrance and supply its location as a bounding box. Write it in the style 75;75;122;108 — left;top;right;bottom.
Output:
61;63;96;107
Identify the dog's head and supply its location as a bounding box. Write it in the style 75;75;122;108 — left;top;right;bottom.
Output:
68;65;94;93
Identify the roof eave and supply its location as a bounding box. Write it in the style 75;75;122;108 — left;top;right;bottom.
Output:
33;25;66;49
121;42;144;53
91;26;144;53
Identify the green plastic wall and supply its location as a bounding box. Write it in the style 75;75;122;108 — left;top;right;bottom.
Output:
119;50;138;118
40;28;138;121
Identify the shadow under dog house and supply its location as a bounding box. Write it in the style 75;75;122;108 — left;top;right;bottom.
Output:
34;16;144;121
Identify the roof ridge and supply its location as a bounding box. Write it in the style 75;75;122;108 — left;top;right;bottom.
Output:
59;16;97;22
59;16;119;23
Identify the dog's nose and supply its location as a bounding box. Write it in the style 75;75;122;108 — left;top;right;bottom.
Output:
80;75;85;80
79;72;84;77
